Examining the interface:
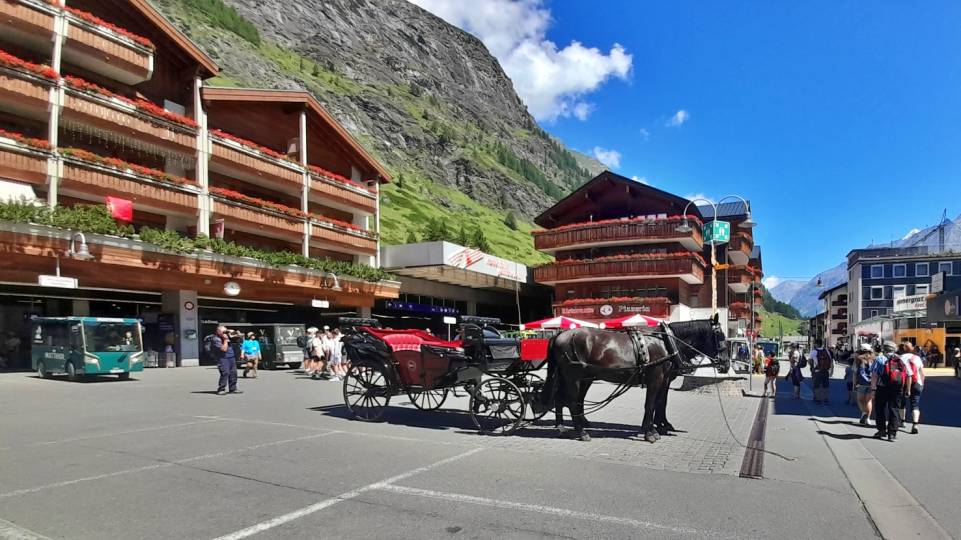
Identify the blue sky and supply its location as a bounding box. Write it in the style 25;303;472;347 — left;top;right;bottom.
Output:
414;1;961;286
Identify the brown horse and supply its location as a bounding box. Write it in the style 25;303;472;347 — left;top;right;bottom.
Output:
539;315;727;443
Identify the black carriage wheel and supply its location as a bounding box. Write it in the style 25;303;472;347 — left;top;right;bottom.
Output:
469;377;526;435
516;372;549;422
407;388;449;410
343;364;391;421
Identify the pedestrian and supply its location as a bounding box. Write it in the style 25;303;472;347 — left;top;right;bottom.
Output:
844;361;855;405
763;351;780;397
305;327;325;379
318;326;334;380
853;343;874;425
211;325;241;395
241;331;261;378
899;342;924;434
753;345;764;375
870;341;908;441
809;339;834;404
787;344;804;399
327;328;345;381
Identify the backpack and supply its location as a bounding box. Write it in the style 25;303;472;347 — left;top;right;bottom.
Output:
856;364;871;385
765;359;781;377
797;355;807;369
882;355;907;388
816;348;832;371
295;335;309;348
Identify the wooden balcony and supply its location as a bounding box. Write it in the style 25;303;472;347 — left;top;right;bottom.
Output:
728;233;752;265
533;218;703;253
211;199;304;243
59;157;199;215
62;8;153;85
0;137;49;186
309;170;376;215
534;255;705;286
209;136;304;193
728;266;753;294
0;66;54;122
61;88;197;156
0;0;56;53
309;221;377;256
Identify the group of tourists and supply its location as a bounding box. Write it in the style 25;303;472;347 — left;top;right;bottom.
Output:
303;325;347;381
780;338;924;442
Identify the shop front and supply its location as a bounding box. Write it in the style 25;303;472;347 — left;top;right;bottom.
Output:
926;291;961;367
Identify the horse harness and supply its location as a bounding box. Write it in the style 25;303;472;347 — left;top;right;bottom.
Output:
626;323;683;375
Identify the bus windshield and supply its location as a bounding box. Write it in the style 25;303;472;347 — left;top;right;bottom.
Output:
83;322;142;353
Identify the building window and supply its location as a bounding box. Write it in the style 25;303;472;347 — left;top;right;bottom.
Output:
916;262;929;277
870;286;884;300
870;309;878;317
939;262;953;276
892;285;906;299
892;264;906;278
870;265;884;278
916;284;929;295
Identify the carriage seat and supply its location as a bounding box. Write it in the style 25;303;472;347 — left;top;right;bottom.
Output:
382;333;422;353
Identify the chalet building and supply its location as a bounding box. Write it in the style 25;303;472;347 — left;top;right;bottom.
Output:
531;171;762;335
817;282;848;348
0;0;398;367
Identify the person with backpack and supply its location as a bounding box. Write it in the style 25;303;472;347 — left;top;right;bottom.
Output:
809;339;834;404
853;343;875;425
871;341;908;441
899;342;924;434
763;351;780;397
787;344;804;399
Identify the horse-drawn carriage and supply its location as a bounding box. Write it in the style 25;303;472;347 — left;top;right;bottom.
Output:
340;317;547;434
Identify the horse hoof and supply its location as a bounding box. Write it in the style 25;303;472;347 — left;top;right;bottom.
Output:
644;431;658;443
576;432;591;442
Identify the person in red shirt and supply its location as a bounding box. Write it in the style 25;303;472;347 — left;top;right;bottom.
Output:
763;351;780;397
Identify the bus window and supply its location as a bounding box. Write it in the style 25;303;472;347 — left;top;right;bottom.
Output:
83;322;142;353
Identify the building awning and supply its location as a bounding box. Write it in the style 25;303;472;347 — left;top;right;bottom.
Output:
381;242;527;291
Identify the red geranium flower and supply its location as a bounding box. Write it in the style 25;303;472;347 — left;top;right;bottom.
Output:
63;6;155;50
0;48;58;80
60;147;195;187
63;76;197;128
0;129;52;151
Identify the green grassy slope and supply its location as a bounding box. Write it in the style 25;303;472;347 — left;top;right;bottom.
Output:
758;307;805;338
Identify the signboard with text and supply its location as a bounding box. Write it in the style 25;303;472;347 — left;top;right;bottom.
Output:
932;271;945;294
444;245;526;282
893;294;927;314
557;301;670;320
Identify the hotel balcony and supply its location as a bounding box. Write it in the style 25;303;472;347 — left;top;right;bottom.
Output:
532;217;703;254
59;151;199;215
0;133;50;186
534;254;705;286
831;312;846;320
209;133;304;194
309;168;376;215
61;79;197;157
61;6;154;85
728;232;752;265
310;221;377;257
0;0;55;53
728;266;753;294
0;61;56;122
211;198;305;244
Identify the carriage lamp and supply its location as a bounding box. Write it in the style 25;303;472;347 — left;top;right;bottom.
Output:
67;232;94;261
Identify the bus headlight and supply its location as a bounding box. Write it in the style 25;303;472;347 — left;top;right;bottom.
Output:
83;353;100;369
128;352;144;364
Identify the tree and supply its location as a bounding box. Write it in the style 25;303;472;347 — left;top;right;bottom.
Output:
312;64;320;77
456;223;469;246
396;172;404;189
470;226;490;252
423;217;449;242
504;211;518;231
299;57;304;72
405;229;418;243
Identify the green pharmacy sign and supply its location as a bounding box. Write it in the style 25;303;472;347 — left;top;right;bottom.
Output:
703;220;730;243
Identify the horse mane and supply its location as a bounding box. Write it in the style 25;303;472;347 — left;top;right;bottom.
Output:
667;319;715;363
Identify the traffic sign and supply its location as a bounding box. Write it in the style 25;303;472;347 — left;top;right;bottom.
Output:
703;220;730;243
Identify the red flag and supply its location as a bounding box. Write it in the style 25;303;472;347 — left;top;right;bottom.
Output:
105;197;133;222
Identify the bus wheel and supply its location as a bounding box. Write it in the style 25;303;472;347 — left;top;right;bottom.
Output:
118;372;130;380
37;362;50;379
66;362;80;382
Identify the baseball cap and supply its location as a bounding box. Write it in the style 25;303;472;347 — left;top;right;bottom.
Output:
858;343;873;353
323;325;330;331
882;341;897;352
307;326;318;334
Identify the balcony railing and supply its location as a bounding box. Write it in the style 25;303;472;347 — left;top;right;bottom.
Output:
534;254;705;285
831;299;848;307
61;5;154;85
309;168;376;215
0;63;56;121
310;222;377;255
728;233;753;265
211;198;305;242
0;132;50;185
61;82;197;157
831;313;846;320
0;0;56;53
728;266;752;293
532;217;703;252
59;151;199;215
209;134;304;191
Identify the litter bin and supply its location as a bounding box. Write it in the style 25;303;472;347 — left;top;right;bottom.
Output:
164;352;176;368
145;351;159;368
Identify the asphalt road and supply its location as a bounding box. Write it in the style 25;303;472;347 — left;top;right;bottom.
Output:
0;366;886;539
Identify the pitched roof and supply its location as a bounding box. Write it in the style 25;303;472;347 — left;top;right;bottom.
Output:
202;87;391;181
697;200;750;219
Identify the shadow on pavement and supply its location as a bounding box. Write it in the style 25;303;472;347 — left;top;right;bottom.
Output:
27;374;137;384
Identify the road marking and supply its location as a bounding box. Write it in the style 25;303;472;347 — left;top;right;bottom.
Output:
34;419;222;447
0;432;336;499
378;484;701;536
0;517;52;539
210;447;485;540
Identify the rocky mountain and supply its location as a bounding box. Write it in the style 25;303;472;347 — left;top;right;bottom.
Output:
152;0;601;264
768;280;805;305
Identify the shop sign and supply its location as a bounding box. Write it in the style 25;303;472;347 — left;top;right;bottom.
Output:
932;272;945;294
894;294;927;314
927;291;961;323
444;245;526;283
38;274;78;289
557;301;669;319
384;300;458;315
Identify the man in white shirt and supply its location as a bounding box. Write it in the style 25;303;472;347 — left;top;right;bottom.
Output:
899;342;924;434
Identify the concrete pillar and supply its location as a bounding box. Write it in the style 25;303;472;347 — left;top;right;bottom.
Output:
161;290;200;367
357;306;372;319
466;300;477;316
194;76;210;236
71;299;89;317
299;109;310;257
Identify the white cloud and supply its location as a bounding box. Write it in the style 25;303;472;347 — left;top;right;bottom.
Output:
683;193;716;204
591;146;621;169
667;109;690;127
639;128;650;140
902;228;921;240
631;175;649;185
410;0;632;121
762;276;783;289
